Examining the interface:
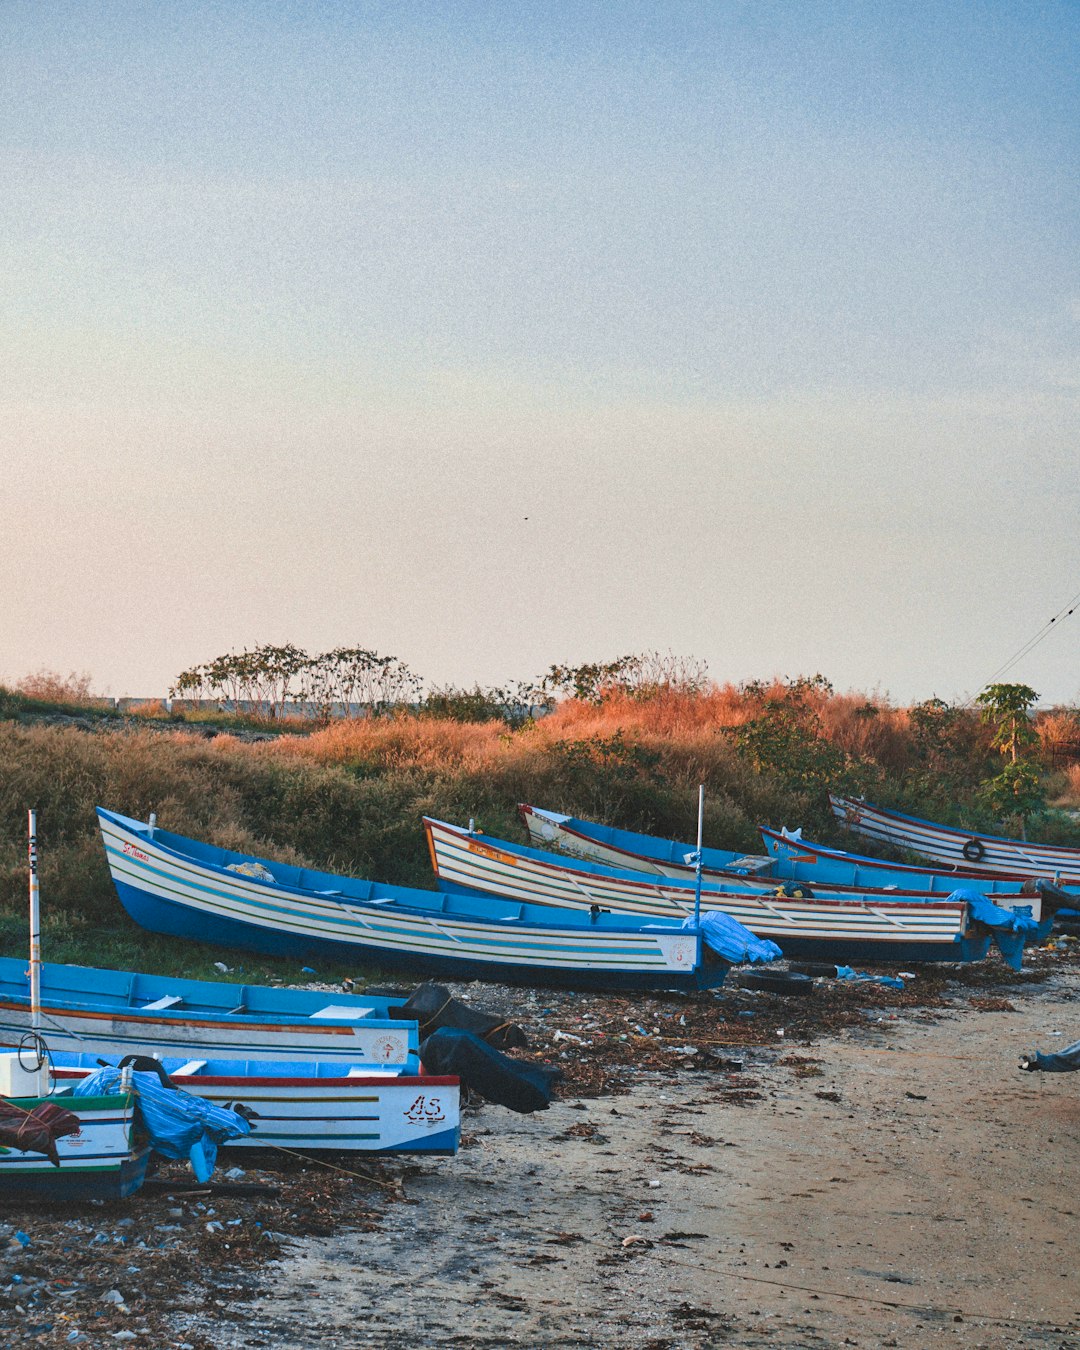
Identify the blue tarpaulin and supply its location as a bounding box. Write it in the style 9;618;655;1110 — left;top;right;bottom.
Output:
72;1066;252;1181
835;966;905;990
686;910;783;965
950;891;1043;971
1021;1038;1080;1073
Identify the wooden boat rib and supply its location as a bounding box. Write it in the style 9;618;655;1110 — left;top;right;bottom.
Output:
0;957;419;1068
830;793;1080;883
423;817;1003;966
519;804;1053;900
97;808;746;993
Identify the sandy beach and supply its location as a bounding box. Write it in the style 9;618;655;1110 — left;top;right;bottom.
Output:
182;953;1080;1350
4;951;1080;1350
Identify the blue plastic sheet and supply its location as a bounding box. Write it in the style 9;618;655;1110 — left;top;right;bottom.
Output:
835;966;905;990
72;1066;252;1181
1021;1038;1080;1073
686;910;783;965
950;891;1042;971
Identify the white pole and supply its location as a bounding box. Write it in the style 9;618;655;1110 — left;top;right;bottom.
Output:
692;784;704;928
148;812;157;839
27;809;47;1093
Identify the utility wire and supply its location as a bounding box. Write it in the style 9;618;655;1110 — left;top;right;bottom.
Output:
974;584;1080;696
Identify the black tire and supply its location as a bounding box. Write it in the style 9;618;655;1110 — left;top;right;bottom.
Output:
788;961;840;979
734;970;815;997
962;838;985;863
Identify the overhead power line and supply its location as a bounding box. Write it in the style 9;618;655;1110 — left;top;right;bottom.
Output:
978;584;1080;692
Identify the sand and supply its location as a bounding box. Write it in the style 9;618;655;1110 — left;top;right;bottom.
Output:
183;958;1080;1350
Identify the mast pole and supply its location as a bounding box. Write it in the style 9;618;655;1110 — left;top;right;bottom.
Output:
692;784;704;928
28;809;46;1092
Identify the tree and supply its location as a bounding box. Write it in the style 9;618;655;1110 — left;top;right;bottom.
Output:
975;683;1040;763
729;675;851;793
974;683;1044;831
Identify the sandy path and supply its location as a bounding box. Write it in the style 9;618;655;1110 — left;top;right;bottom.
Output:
194;968;1080;1350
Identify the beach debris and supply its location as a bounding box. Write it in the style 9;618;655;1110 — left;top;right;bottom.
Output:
835;967;905;990
733;971;814;997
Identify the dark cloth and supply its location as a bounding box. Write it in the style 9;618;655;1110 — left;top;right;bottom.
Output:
390;982;528;1050
419;1028;560;1114
0;1097;82;1166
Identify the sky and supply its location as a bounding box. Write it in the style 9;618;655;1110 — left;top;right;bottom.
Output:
2;2;1078;706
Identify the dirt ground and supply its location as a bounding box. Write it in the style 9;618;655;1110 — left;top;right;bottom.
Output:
4;947;1080;1349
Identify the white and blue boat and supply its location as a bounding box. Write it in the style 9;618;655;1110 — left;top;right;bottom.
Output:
0;1090;150;1202
0;957;420;1069
50;1055;461;1155
829;793;1080;883
97;808;768;993
426;817;1046;967
520;804;1056;900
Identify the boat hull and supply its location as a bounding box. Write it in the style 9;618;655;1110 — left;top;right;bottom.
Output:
521;804;1055;899
51;1062;460;1155
98;809;727;993
830;794;1080;883
0;958;418;1068
425;819;991;965
0;1093;150;1203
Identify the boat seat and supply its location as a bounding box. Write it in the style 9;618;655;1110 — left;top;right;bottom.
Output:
308;1005;376;1020
140;995;183;1011
728;856;776;875
173;1060;207;1076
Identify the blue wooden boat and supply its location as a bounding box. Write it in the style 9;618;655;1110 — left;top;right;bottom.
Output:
0;1091;150;1202
520;804;1056;902
0;957;421;1069
425;818;1041;967
50;1055;460;1155
97;808;764;993
830;793;1080;883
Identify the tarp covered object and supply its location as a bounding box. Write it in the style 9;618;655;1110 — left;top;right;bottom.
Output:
419;1028;560;1114
389;982;528;1050
1020;1038;1080;1073
72;1066;252;1181
952;892;1044;971
686;910;784;965
0;1097;82;1166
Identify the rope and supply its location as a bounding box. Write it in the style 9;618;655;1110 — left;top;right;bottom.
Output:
260;1142;405;1191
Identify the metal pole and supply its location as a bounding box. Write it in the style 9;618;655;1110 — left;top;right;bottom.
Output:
692;784;704;927
27;809;46;1093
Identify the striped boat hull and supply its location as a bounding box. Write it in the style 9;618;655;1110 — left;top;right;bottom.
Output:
97;809;729;993
424;818;990;965
50;1063;460;1155
0;958;418;1069
520;804;1053;900
830;794;1080;883
0;1093;150;1201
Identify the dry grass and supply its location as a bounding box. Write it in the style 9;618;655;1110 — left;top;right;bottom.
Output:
4;680;1080;944
15;668;97;704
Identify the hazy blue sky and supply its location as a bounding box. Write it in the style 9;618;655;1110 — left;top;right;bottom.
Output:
2;3;1078;704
